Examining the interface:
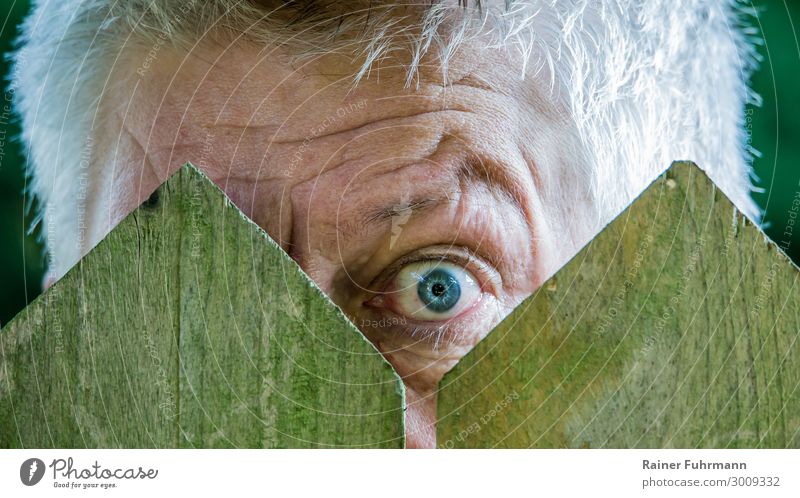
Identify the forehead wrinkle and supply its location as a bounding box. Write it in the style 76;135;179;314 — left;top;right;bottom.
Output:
201;107;470;147
284;119;446;235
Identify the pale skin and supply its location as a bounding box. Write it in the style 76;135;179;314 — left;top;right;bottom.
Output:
81;36;598;448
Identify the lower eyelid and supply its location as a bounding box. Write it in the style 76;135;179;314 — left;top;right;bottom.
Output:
363;318;469;350
361;292;498;347
384;291;484;323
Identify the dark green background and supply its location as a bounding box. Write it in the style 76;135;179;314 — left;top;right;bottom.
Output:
1;1;798;326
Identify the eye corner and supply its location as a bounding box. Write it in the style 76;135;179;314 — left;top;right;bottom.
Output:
362;293;387;309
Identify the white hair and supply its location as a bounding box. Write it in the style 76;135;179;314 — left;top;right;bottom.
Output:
11;0;761;281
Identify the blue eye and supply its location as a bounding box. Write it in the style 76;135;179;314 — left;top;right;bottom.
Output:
388;260;481;321
417;268;461;312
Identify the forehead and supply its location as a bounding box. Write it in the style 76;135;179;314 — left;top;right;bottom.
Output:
130;36;570;179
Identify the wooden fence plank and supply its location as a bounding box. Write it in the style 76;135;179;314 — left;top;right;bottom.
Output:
0;164;404;448
174;167;404;447
437;161;800;448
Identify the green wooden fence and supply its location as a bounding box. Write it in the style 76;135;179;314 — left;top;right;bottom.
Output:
1;161;798;448
438;162;800;448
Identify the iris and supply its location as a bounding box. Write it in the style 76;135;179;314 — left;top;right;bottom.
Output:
417;268;461;312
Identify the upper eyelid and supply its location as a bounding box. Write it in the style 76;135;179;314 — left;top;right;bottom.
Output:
370;245;501;296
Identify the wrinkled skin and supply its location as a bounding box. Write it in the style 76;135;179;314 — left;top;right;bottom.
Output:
83;38;597;448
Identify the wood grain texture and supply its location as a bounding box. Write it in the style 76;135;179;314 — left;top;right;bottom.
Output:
437;161;800;448
0;164;404;448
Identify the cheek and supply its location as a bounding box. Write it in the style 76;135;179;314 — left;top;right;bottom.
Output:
381;343;469;392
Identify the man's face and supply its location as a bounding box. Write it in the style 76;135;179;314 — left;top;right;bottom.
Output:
87;38;597;447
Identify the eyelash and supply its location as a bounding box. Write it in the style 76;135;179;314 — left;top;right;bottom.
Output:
400;322;461;349
370;246;496;299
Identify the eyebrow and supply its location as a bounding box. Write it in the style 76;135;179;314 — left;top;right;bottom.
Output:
454;154;532;224
364;197;445;224
356;153;533;236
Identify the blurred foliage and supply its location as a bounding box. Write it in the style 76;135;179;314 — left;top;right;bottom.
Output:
1;0;799;325
748;1;800;263
0;0;44;327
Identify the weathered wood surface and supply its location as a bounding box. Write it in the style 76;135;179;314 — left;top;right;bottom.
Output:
438;161;800;448
0;164;404;448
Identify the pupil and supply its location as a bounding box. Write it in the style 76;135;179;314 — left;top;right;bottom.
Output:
417;269;461;313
